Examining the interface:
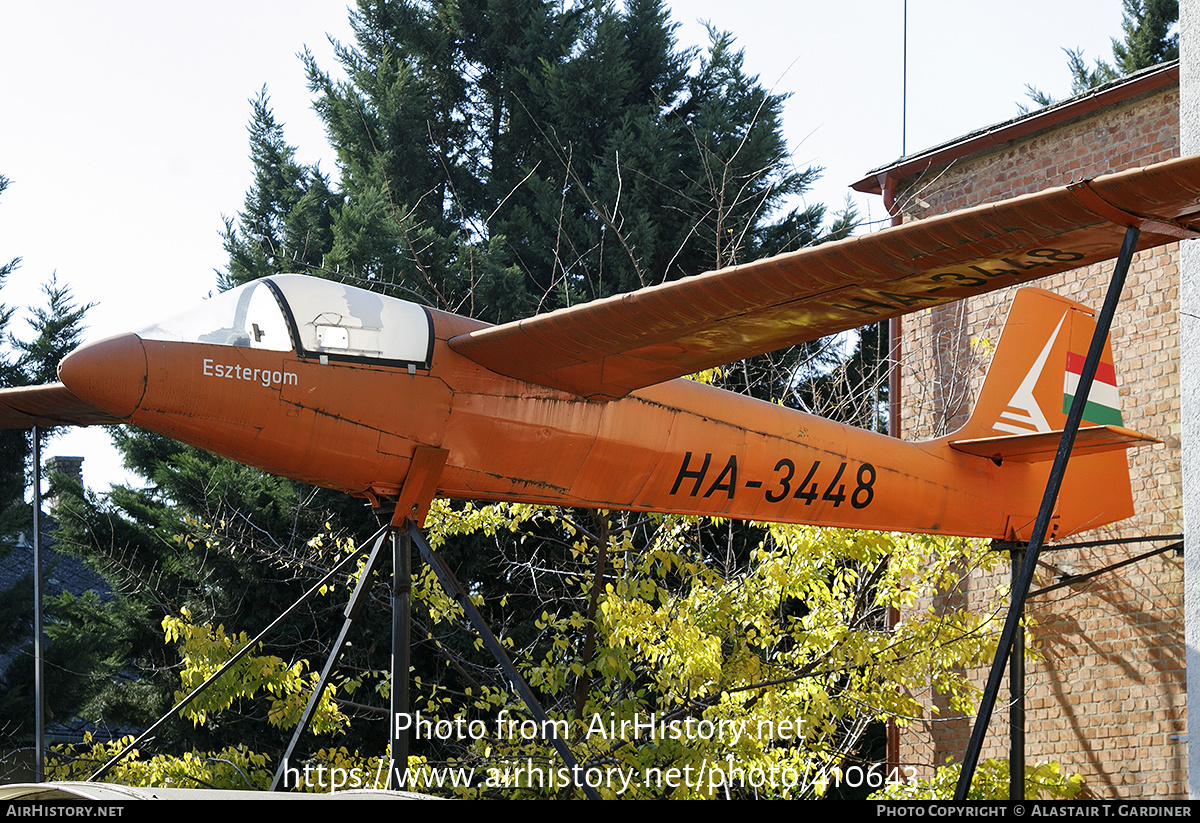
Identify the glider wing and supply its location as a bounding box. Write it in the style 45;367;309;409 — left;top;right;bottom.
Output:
449;154;1200;399
0;382;123;428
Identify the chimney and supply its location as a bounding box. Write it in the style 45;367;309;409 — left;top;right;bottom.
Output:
45;455;84;491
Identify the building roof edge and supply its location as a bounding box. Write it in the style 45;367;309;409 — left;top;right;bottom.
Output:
851;61;1180;196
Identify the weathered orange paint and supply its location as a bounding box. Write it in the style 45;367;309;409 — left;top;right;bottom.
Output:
47;286;1140;541
3;154;1195;539
451;155;1200;399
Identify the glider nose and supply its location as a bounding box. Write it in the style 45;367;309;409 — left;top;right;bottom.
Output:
58;333;147;420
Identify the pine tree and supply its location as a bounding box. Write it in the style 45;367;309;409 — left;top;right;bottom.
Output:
51;0;887;780
1111;0;1179;72
1022;0;1178;110
221;90;336;288
0;181;90;530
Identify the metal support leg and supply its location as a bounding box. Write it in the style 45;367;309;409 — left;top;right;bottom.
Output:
950;224;1137;801
1009;547;1025;801
954;225;1140;800
270;527;391;791
91;524;386;783
32;428;43;783
407;522;600;800
390;529;411;789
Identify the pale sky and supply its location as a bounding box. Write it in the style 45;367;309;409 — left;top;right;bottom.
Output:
0;1;1128;491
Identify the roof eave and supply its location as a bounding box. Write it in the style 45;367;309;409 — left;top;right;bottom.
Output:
851;61;1180;196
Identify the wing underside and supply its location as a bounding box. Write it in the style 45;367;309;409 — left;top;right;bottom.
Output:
450;154;1200;399
0;383;124;428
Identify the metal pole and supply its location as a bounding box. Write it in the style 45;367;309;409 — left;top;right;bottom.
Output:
32;428;43;783
902;0;908;157
408;523;600;800
390;528;411;789
954;224;1140;800
91;525;386;782
271;527;391;791
1009;547;1025;801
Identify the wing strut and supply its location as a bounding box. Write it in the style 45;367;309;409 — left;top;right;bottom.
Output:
954;225;1141;801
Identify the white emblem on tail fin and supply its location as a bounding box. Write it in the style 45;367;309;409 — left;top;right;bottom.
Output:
993;312;1066;435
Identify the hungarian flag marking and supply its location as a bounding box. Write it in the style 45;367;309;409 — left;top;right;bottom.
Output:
1062;352;1122;426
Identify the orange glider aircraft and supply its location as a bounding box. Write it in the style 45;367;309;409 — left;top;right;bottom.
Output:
2;155;1199;541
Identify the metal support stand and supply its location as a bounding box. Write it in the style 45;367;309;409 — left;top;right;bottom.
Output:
994;533;1182;797
91;525;384;782
953;225;1140;800
390;528;411;789
407;523;600;800
1009;547;1024;801
270;528;391;791
32;427;43;783
85;467;592;796
263;518;596;799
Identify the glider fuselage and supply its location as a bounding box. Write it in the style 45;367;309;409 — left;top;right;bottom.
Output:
58;299;1125;542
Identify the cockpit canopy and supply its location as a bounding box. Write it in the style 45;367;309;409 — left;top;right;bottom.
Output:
137;275;434;369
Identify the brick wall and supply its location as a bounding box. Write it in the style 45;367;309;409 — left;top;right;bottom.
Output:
893;84;1186;798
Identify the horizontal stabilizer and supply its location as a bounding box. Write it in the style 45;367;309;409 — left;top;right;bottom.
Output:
0;383;124;428
948;425;1159;464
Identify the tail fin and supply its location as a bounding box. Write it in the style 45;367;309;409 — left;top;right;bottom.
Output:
946;288;1156;540
949;288;1156;459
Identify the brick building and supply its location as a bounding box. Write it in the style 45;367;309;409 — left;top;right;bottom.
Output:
853;62;1186;798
